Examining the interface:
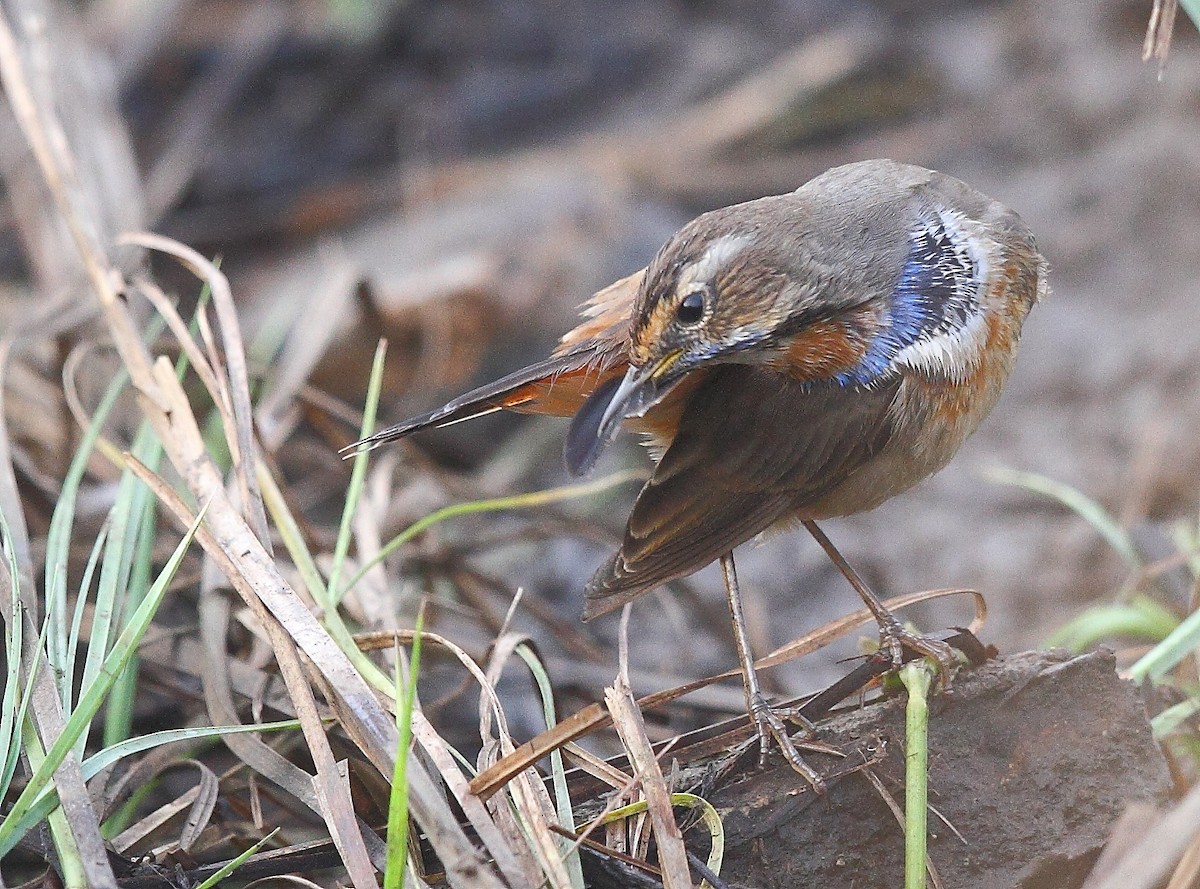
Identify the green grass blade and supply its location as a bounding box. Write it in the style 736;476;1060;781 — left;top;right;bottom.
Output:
341;469;645;597
82;720;303;783
0;612;50;804
255;339;398;697
1169;519;1200;579
0;507;24;801
329;338;386;606
1129;604;1200;683
669;793;725;889
8;720;304;852
0;501;207;855
1046;595;1180;652
385;608;424;889
42;314;168;712
66;520;109;699
103;318;205;746
597;793;725;888
259;463;329;605
0;599;21;800
985;466;1140;569
103;489;158;746
193;828;280;889
18;717;85;888
43;368;129;706
258;462;395;697
82;464;145;723
516;642;584;889
1151;697;1200;738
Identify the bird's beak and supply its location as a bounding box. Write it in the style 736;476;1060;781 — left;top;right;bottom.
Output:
564;351;685;476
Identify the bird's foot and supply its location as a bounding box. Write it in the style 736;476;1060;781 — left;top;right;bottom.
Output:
876;615;960;685
747;691;829;792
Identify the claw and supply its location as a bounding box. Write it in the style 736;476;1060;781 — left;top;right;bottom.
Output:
747;691;827;792
876;615;960;686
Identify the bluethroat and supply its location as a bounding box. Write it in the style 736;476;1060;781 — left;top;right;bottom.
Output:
353;159;1047;784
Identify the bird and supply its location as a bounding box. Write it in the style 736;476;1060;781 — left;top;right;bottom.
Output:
351;159;1047;783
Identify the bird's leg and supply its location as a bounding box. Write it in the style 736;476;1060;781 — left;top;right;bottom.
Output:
720;553;825;789
801;520;959;682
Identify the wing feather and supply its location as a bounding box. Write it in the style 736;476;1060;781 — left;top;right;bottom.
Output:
584;367;901;617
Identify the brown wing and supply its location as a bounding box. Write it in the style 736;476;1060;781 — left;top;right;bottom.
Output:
353;271;643;448
583;367;901;618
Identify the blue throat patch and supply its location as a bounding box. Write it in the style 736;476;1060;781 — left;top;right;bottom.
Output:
835;215;978;387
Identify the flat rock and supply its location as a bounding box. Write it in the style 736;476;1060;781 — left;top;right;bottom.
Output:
701;649;1170;889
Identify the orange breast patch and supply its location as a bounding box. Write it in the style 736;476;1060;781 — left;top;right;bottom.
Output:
776;318;871;382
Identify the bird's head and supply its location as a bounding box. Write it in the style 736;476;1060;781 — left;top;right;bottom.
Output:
564;204;839;475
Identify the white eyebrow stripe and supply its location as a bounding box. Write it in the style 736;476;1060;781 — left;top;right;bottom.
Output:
679;233;756;290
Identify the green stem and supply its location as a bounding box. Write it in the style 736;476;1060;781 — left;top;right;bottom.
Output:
901;660;933;889
338;469;645;598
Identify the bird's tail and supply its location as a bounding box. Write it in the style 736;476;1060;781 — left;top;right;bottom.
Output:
346;348;625;452
346;269;642;453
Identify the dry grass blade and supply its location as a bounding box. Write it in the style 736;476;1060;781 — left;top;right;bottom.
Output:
604;676;693;889
346;627;543;885
1143;0;1178;70
196;587;323;811
756;587;986;670
0;16;122;884
59;341;122;467
243;875;325;889
125;455;385;885
313;762;378;889
3;605;114;887
0;36;456;862
171;760;219;851
130;276;225;412
469;588;985;799
383;627;540;885
1166;832;1200;889
561;742;632;789
130;362;376;723
109;785;197;854
404;709;531;888
119;231;271;548
549;822;664;879
480;632;575;888
1081;782;1200;889
111;357;496;879
108;770;215;856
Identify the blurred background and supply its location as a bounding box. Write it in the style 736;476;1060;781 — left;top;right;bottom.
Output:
6;0;1199;744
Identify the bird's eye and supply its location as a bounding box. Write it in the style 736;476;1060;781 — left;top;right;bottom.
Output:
676;290;706;325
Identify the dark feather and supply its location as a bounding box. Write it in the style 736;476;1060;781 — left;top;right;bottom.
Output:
583;368;901;618
563;374;624;477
